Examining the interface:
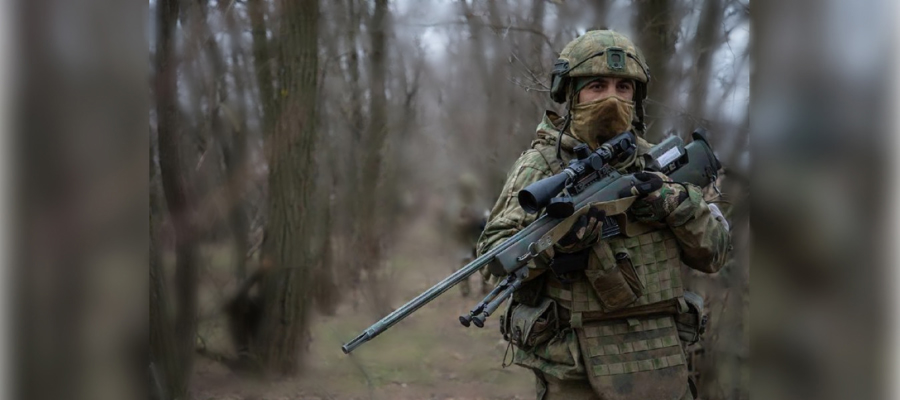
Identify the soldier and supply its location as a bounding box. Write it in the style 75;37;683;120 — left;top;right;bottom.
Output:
477;30;731;400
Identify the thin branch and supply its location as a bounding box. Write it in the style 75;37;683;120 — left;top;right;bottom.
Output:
509;51;550;90
507;76;550;93
717;48;750;108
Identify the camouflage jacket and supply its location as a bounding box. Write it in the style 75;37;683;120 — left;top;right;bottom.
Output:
477;111;730;274
477;111;730;399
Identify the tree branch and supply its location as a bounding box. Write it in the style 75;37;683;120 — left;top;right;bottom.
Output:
509;51;550;90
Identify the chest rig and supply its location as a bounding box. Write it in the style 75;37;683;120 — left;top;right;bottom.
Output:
547;231;685;314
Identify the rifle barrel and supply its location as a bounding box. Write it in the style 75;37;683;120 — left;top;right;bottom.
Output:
340;226;536;354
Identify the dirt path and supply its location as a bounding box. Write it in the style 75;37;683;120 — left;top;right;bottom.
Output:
191;200;534;400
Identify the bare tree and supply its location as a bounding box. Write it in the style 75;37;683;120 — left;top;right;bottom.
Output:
163;1;750;396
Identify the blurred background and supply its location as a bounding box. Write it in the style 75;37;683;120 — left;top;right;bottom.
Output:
25;0;900;399
147;0;749;399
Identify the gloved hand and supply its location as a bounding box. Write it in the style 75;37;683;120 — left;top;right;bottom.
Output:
622;172;689;223
554;207;606;253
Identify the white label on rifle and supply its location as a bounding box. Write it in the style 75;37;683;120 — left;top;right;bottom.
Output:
657;147;682;168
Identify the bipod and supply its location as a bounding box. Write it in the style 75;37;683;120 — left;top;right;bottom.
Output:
459;271;525;328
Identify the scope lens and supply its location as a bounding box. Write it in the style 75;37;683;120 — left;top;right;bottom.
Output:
517;190;540;214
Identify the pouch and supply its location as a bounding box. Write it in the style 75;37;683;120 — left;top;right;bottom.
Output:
675;291;707;345
500;297;558;350
584;248;644;311
512;272;545;307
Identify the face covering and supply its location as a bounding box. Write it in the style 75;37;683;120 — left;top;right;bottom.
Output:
569;95;634;150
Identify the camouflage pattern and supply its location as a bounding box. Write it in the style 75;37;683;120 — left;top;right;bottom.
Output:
558;30;650;85
548;229;686;312
476;111;653;260
553;30;652;132
535;372;695;400
626;171;691;223
502;297;559;349
555;207;605;254
477;111;729;400
550;227;691;399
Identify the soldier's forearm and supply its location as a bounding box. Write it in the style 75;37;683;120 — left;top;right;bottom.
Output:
660;185;731;273
669;205;731;273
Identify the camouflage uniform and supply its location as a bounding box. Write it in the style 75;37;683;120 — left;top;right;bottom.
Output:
477;31;731;400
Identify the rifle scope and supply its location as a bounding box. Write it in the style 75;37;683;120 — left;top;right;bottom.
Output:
518;132;636;214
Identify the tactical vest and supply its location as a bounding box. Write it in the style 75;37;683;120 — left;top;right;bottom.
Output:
534;140;690;400
546;231;685;310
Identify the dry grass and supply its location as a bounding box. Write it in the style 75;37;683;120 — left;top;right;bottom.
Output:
190;203;533;400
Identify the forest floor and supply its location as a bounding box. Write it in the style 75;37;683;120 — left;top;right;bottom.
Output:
188;203;534;400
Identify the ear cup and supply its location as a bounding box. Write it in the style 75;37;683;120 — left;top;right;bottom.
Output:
550;75;568;103
632;82;648;131
549;59;570;104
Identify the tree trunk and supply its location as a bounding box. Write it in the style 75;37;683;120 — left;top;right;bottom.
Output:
150;142;179;400
153;0;199;396
633;0;681;141
249;0;277;138
250;0;320;374
312;176;339;316
681;0;723;137
342;0;366;293
359;0;389;271
198;0;252;281
225;55;251;281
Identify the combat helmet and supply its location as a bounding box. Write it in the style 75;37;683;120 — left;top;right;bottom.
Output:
549;30;651;131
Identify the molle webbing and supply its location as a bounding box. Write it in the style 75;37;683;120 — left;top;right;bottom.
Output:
578;316;686;377
545;229;685;315
552;292;686;323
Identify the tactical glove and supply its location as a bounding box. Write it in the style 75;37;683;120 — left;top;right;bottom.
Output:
623;172;689;223
554;207;606;253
